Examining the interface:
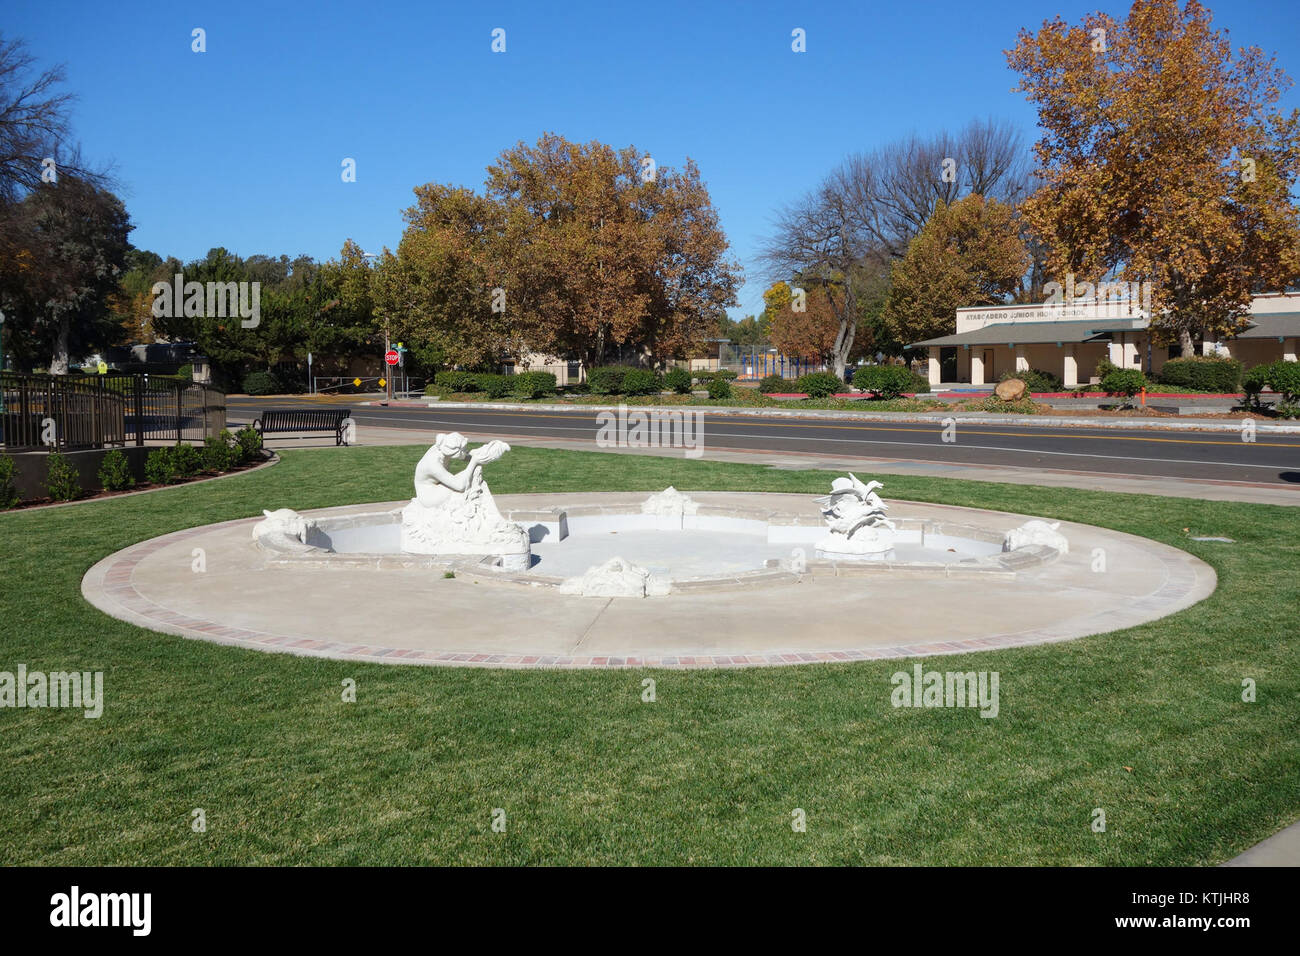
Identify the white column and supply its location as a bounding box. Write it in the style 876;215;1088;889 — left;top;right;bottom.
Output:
1014;345;1029;373
1284;338;1298;363
927;347;941;387
1063;346;1078;389
1108;335;1125;367
970;351;985;386
1124;337;1140;368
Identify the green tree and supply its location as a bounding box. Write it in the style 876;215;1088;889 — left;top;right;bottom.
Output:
884;195;1028;345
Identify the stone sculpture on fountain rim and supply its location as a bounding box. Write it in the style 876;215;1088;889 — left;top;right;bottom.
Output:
399;432;530;569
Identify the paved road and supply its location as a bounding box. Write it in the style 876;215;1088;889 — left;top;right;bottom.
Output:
228;397;1300;487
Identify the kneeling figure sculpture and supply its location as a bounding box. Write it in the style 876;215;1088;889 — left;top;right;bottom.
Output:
400;432;531;570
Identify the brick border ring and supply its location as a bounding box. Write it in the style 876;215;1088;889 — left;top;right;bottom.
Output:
81;492;1217;669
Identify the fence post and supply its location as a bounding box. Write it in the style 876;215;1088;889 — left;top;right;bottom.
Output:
176;386;182;444
134;376;144;446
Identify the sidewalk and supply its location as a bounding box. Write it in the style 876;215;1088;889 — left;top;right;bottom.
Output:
369;398;1300;434
1225;819;1300;866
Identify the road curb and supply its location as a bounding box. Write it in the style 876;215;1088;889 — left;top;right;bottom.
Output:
360;399;1300;434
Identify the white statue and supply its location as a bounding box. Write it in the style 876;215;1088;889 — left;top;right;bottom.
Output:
641;486;699;518
814;474;896;559
252;508;319;553
558;556;671;598
400;433;530;567
1004;520;1069;554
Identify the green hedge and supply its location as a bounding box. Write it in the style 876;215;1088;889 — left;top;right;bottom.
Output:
587;366;635;395
1158;356;1242;392
795;372;843;398
706;377;732;400
758;374;793;394
664;368;693;394
622;369;662;396
853;365;914;399
242;370;277;395
587;366;662;396
511;371;557;399
1100;367;1147;402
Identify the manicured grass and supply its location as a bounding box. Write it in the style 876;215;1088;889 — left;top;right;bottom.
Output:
0;444;1296;865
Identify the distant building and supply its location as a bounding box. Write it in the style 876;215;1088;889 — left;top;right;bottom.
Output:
908;291;1300;387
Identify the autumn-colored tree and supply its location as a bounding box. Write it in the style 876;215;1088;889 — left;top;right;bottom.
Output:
1007;0;1300;355
373;184;510;369
762;282;840;361
378;134;740;370
483;133;739;367
884;195;1029;344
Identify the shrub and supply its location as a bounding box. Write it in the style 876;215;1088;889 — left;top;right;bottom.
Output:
588;366;635;395
853;365;914;399
510;371;557;399
907;369;933;394
202;432;240;472
706;377;732;400
1095;357;1119;381
758;374;793;394
664;368;693;394
692;369;738;384
1243;363;1272;408
470;373;511;399
234;426;263;461
1267;360;1300;404
435;370;478;392
999;368;1062;393
970;395;1040;414
242;370;277;395
172;442;202;479
1100;367;1147;406
44;452;81;501
795;371;843;398
622;369;662;396
98;449;135;491
176;363;193;382
1158;356;1242;392
0;456;20;509
145;447;175;485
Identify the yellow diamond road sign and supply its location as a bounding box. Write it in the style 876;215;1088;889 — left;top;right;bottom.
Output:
353;377;361;387
379;378;386;388
96;361;108;374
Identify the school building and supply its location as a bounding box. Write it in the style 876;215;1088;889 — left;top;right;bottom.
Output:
909;291;1300;388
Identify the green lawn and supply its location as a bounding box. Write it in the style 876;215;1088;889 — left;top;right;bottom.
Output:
0;444;1296;865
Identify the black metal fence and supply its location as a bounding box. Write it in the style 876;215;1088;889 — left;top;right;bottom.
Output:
0;372;226;450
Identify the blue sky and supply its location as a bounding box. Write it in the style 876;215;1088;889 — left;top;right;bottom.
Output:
7;0;1300;318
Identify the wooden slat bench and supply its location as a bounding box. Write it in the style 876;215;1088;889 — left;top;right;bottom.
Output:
252;409;352;446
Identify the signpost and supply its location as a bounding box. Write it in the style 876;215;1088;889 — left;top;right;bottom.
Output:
383;349;399;402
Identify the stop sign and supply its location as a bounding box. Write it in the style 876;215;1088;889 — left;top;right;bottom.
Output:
384;349;399;366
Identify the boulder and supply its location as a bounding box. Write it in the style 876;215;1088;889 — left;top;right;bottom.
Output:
994;378;1027;401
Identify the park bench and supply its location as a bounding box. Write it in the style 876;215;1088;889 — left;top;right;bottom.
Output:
252;408;352;446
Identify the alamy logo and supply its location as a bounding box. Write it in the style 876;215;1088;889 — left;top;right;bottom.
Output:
50;886;151;936
595;404;704;459
0;665;103;718
1043;273;1151;320
151;272;260;328
890;664;999;718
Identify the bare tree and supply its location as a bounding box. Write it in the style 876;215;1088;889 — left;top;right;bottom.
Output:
0;35;105;202
761;118;1033;376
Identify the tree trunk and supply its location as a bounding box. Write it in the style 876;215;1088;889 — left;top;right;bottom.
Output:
49;314;70;375
1178;327;1196;358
